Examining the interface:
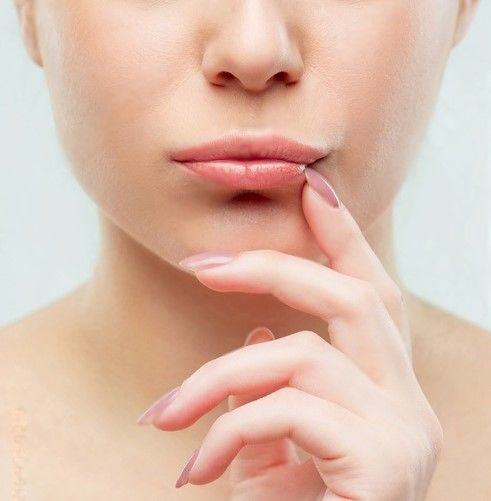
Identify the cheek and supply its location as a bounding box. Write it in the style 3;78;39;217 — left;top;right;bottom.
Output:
311;1;457;229
38;2;191;210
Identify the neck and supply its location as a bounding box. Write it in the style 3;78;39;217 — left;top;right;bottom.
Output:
72;205;414;411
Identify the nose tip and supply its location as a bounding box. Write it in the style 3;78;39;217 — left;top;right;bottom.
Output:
201;7;304;93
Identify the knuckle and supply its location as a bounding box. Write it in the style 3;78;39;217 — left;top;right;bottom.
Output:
404;406;444;473
254;250;287;288
382;283;406;316
273;387;303;407
210;411;236;437
425;410;444;458
197;359;216;378
193;356;222;382
257;249;283;268
283;332;331;381
348;281;382;314
294;330;326;350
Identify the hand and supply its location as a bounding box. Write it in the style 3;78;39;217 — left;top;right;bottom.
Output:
137;168;443;501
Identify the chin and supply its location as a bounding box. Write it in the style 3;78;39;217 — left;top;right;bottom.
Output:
175;197;328;264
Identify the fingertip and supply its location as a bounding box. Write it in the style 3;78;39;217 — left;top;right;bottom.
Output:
244;326;275;346
304;168;341;209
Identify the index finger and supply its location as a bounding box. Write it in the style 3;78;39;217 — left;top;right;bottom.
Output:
303;168;409;337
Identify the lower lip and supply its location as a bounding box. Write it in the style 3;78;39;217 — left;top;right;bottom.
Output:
176;160;308;189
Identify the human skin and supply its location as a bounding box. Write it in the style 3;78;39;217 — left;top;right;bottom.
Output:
17;0;477;263
12;0;482;498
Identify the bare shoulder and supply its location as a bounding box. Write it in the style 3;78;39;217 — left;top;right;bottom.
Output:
411;297;491;391
0;287;78;357
0;287;88;497
0;285;85;407
408;296;491;500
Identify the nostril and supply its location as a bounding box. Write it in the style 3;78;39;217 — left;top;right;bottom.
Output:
273;71;289;82
219;71;235;81
217;71;290;86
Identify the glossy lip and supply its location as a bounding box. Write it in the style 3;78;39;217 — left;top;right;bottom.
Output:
170;131;329;190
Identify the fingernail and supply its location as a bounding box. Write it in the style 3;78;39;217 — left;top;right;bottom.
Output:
179;252;238;272
304;168;341;208
136;386;181;425
244;326;275;346
175;447;201;488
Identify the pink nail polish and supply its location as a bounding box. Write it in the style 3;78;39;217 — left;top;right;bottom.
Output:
136;386;180;425
175;447;201;488
304;168;341;208
179;252;238;272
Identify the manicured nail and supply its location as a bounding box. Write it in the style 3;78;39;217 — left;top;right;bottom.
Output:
304;168;341;208
136;386;181;425
244;326;275;346
179;252;238;272
175;447;201;488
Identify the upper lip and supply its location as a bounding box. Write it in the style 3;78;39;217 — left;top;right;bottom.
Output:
170;130;329;164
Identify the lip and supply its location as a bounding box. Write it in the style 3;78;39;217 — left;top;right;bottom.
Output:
170;131;329;190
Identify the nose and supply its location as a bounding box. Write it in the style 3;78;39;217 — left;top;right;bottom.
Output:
201;2;304;93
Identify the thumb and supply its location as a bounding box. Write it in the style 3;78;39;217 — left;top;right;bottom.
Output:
228;328;301;486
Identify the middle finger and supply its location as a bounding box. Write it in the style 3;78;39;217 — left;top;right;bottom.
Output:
180;250;413;386
148;331;391;431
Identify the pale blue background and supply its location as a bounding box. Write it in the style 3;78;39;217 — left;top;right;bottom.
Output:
1;2;490;329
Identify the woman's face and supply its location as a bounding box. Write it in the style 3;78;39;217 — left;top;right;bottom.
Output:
26;0;468;264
